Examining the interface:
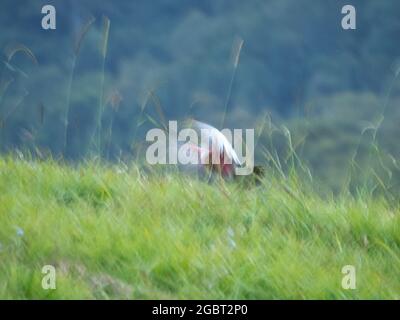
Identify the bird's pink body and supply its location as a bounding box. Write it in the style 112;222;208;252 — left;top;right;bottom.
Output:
185;143;235;178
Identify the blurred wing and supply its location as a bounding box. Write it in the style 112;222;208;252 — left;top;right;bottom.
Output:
183;119;241;166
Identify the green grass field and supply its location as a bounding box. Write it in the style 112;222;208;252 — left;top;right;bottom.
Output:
0;157;399;299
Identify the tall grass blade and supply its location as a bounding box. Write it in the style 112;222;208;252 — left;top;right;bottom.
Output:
64;16;96;156
94;15;111;156
4;43;38;65
220;37;243;129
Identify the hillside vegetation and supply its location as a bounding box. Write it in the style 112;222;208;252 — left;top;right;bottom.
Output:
0;158;399;299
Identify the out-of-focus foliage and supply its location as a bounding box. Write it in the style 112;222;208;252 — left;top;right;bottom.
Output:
0;0;399;192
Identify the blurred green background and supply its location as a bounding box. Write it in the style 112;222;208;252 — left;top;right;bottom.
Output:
0;0;399;193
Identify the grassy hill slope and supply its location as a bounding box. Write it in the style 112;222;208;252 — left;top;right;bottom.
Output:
0;158;399;299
